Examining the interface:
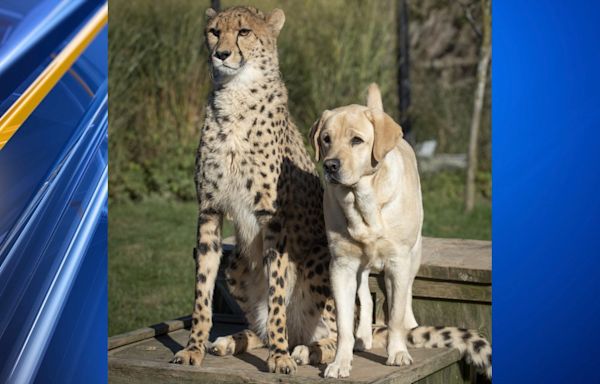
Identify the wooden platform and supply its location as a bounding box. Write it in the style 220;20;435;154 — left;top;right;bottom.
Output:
109;237;491;383
109;321;469;384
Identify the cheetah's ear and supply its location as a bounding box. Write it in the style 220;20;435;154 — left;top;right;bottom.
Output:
267;9;285;37
366;109;403;166
205;8;217;20
309;111;329;162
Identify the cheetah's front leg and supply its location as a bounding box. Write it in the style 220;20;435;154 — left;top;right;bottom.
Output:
171;209;222;366
263;219;297;375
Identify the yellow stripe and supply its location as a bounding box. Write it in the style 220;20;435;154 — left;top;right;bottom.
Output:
0;3;108;150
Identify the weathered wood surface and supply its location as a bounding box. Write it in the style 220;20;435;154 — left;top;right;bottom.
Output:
109;237;490;382
370;276;490;304
108;314;243;351
109;323;468;384
220;236;492;345
418;237;490;283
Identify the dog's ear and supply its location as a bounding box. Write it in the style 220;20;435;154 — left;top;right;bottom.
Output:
267;9;285;37
309;111;329;162
205;8;217;20
367;110;403;165
366;83;383;111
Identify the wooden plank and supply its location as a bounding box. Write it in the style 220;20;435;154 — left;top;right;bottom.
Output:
109;325;464;384
420;238;491;284
108;314;245;350
109;357;354;384
108;315;191;350
413;361;471;384
412;279;490;303
369;276;490;304
368;349;462;384
371;291;491;341
109;356;468;384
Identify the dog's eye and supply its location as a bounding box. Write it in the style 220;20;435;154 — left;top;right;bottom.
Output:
322;135;331;145
239;28;251;36
209;28;220;37
351;136;364;146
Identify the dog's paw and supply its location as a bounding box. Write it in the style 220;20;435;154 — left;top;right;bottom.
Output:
208;336;234;356
267;353;297;375
291;345;310;365
386;350;413;366
170;347;205;366
324;359;352;378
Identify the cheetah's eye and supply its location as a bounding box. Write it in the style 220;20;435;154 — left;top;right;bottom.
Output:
239;28;251;36
351;136;364;146
322;135;331;145
209;28;220;37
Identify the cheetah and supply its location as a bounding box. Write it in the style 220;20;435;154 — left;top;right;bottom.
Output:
170;6;337;374
170;5;492;379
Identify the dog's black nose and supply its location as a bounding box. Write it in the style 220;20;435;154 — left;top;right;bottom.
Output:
214;50;231;60
324;159;340;174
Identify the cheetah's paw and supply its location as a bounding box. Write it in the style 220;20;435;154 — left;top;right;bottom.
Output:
208;336;235;356
170;347;205;366
291;345;310;365
267;353;297;375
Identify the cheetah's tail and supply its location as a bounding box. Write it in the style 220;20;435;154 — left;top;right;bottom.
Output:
371;325;492;379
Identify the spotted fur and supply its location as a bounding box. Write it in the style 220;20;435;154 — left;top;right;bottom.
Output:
170;6;336;375
370;326;492;379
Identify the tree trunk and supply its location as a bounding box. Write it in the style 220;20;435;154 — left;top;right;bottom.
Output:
465;0;491;212
396;0;412;141
211;0;221;12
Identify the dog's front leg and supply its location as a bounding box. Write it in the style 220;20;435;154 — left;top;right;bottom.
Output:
325;256;361;378
384;250;413;366
262;218;297;375
355;267;373;351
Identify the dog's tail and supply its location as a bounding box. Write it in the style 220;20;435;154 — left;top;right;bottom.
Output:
366;83;384;111
372;325;492;379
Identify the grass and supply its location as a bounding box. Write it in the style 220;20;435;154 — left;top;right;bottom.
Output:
421;171;491;240
108;199;234;335
108;171;490;335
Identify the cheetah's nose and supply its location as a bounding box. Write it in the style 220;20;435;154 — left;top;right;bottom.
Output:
324;159;341;174
214;50;231;60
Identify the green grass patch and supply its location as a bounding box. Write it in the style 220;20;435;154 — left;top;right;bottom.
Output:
108;199;233;335
421;171;491;240
109;171;490;335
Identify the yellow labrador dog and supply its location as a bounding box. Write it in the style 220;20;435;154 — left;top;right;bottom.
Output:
311;85;492;380
311;84;422;378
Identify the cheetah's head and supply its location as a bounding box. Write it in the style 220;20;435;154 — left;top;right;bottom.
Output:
205;6;285;84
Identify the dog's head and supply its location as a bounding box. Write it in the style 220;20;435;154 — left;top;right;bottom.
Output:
310;84;403;186
204;6;285;83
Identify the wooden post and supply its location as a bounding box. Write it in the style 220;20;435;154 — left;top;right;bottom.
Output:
211;0;221;12
396;0;412;141
465;0;491;212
